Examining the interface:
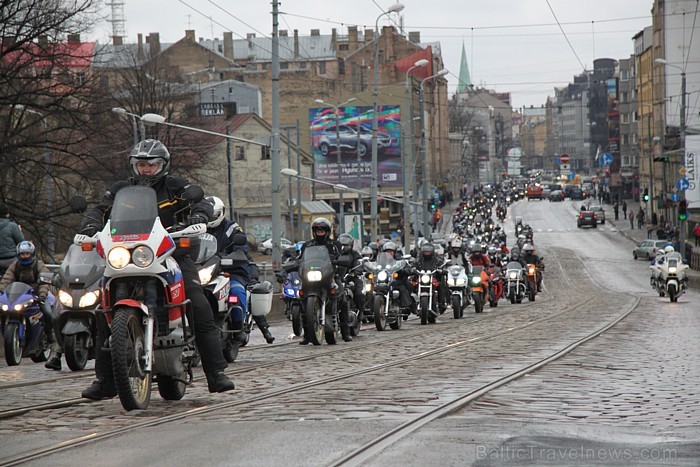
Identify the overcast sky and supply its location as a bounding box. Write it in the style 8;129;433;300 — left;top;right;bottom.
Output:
92;0;654;110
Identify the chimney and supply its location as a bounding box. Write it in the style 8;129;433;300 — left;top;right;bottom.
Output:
310;29;320;36
408;31;420;43
293;29;299;58
148;32;160;55
185;30;195;42
279;30;288;37
246;33;256;39
348;26;358;43
223;31;234;60
38;35;48;46
113;36;123;46
137;33;144;60
67;34;81;44
331;28;336;50
2;36;16;47
364;28;374;43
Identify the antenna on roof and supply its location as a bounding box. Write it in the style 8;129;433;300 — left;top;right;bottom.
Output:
106;0;126;44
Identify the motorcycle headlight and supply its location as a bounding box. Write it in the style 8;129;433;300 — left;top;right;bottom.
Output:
420;274;431;284
509;271;517;280
58;290;73;307
456;278;466;286
284;288;295;297
132;245;154;268
307;270;322;282
447;277;456;287
471;276;482;285
528;266;536;274
78;290;100;308
668;266;677;274
364;283;373;293
198;264;216;284
108;246;130;269
377;270;388;282
293;279;301;285
1;304;8;312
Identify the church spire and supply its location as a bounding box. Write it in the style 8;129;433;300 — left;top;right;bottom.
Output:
457;42;471;93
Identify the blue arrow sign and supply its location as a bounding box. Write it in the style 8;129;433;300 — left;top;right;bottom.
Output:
671;193;680;202
599;152;613;167
676;178;690;191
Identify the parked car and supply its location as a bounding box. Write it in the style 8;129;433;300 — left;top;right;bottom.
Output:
632;240;668;260
316;124;393;158
588;205;606;224
259;237;293;255
577;210;597;228
548;190;565;202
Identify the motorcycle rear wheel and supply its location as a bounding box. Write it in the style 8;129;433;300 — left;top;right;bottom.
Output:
30;332;51;363
64;333;89;370
389;303;402;330
222;321;240;363
111;309;152;411
304;297;324;345
325;302;337;345
3;323;22;366
373;295;387;331
528;289;536;302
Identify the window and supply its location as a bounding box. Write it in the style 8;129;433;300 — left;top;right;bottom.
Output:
319;62;326;74
339;44;349;51
261;146;271;160
235;146;245;160
280;62;288;70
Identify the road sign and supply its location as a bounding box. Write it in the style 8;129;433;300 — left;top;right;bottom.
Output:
560;153;570;164
599;152;613;167
676;178;690;191
679;167;686;176
671;193;680;202
560;163;570;171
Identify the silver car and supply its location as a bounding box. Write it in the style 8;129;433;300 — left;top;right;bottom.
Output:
316;124;392;158
588;205;606;224
632;240;668;260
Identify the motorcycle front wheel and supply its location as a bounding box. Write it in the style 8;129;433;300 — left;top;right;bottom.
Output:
3;323;22;366
419;296;430;325
668;284;677;303
388;302;402;330
304;297;324;345
111;308;152;411
452;295;462;319
64;333;89;370
373;295;387;331
291;302;303;336
30;331;51;363
473;292;484;313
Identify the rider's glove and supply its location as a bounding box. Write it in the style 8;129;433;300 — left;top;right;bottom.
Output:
185;215;207;226
82;225;99;237
38;293;47;303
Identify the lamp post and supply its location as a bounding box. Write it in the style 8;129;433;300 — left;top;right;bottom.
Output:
419;69;449;238
655;58;687;258
15;105;54;261
641;103;655;218
372;2;405;241
404;58;429;253
112;107;145;145
314;97;357;235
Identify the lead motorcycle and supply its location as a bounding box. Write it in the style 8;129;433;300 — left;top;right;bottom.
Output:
55;243;105;371
74;185;203;411
299;245;340;345
0;274;55;366
417;261;447;325
651;252;689;302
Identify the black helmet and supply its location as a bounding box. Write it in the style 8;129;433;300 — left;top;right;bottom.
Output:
311;217;332;242
338;233;354;253
129;139;170;186
420;242;435;258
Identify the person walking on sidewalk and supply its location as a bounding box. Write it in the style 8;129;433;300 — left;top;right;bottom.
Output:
613;203;619;220
629;210;635;230
694;223;700;247
637;207;645;230
622;200;627;219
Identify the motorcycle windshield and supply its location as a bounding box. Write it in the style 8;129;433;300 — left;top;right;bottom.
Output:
110;186;157;235
507;261;522;271
2;282;34;305
448;265;464;276
59;244;105;287
376;253;398;270
194;233;218;264
300;246;334;282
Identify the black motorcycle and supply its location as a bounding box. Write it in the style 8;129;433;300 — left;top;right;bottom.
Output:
299;246;339;345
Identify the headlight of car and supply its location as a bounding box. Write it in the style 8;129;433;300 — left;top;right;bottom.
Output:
420;274;431;284
198;264;216;284
108;246;130;269
132;245;154;268
78;290;100;308
58;290;73;307
377;270;388;282
307;270;322;282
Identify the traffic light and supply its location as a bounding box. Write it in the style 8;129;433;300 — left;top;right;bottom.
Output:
642;189;649;202
430;202;436;210
678;199;688;221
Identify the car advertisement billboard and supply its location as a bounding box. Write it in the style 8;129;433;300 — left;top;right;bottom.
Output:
309;105;401;189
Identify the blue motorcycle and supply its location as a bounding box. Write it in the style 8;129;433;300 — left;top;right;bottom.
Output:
0;275;56;366
282;271;302;336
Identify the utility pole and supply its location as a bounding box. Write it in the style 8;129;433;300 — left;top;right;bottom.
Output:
271;0;281;269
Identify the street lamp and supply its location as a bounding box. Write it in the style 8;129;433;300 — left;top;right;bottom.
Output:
372;2;405;240
655;58;687;258
15;105;54;261
112;107;145;145
419;69;448;238
403;58;429;253
314;97;357;235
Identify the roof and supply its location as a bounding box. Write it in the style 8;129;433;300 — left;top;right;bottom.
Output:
198;35;336;63
91;42;173;68
292;200;334;214
2;41;96;68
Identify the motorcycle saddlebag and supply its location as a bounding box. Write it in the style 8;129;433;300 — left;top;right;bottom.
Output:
250;280;273;316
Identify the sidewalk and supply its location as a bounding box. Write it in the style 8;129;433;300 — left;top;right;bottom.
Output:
601;200;700;291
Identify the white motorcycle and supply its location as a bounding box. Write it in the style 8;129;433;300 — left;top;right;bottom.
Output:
446;263;470;319
651;252;689;302
505;261;527;304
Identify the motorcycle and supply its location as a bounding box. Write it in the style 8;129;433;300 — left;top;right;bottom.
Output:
0;274;55;366
282;270;303;336
365;253;407;331
342;266;364;336
74;184;202;411
486;265;503;308
469;265;489;313
525;263;539;302
446;263;470;319
651;252;689;302
416;262;447;325
55;243;105;371
299;245;340;345
505;261;527;304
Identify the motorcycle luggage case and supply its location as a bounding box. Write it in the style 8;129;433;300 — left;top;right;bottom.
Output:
250;280;273;316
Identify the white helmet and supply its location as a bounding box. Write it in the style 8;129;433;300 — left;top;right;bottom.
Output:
205;196;226;228
664;245;675;253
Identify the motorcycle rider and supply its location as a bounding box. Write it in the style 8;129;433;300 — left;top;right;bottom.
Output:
415;242;448;313
469;244;492;268
447;238;470;270
206;196;274;344
521;243;543;292
0;241;56;346
338;233;363;326
79;139;234;399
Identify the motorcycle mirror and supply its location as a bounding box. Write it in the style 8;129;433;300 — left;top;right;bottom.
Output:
68;195;88;213
402;254;412;260
38;271;54;285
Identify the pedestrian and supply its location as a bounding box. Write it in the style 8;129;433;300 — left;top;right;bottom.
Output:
0;201;25;277
694;223;700;247
637;207;645;230
622;200;627;219
613;203;619;220
629;210;634;230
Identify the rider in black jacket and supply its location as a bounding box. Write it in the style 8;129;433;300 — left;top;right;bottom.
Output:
79;140;234;399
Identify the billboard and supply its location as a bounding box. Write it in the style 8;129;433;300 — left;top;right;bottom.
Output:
309;105;401;189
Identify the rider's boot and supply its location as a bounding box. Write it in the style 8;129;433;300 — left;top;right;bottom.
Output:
252;315;275;344
206;370;235;393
